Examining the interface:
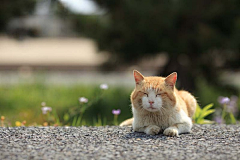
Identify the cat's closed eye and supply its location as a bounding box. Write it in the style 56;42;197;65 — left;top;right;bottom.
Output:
144;93;148;97
156;94;161;97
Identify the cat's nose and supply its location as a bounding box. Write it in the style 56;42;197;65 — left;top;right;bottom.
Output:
149;101;154;105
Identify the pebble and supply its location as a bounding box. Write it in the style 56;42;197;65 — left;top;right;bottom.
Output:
0;125;240;159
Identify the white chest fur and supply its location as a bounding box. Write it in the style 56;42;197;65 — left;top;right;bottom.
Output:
132;104;192;131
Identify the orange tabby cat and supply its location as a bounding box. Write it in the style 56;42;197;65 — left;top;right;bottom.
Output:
120;70;197;136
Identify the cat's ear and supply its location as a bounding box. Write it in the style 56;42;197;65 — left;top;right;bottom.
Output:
165;72;177;88
133;70;144;85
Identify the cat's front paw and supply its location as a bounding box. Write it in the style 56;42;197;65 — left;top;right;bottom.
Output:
145;125;161;135
163;127;179;137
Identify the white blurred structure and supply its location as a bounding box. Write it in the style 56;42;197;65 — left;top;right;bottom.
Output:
7;0;73;37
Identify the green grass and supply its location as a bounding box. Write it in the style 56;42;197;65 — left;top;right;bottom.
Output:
0;83;132;126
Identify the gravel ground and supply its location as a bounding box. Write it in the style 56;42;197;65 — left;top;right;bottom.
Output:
0;125;240;160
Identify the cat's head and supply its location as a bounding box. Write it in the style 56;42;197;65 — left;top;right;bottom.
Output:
131;70;177;112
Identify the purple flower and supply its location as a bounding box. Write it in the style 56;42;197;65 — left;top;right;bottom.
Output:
112;109;121;115
41;107;52;114
218;96;230;105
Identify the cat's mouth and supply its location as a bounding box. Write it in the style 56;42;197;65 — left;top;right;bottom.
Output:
147;106;158;111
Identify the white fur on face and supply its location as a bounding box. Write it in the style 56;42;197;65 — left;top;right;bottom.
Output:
142;90;162;112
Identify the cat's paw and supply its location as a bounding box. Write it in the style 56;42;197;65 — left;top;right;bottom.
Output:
163;127;179;137
145;125;161;135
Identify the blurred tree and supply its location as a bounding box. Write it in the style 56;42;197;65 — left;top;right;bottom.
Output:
0;0;36;31
92;0;240;92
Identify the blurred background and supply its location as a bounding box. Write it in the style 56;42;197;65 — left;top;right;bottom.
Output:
0;0;239;126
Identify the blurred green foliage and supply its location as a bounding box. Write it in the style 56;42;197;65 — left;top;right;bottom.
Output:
193;104;215;124
92;0;240;62
0;83;132;126
90;0;240;92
